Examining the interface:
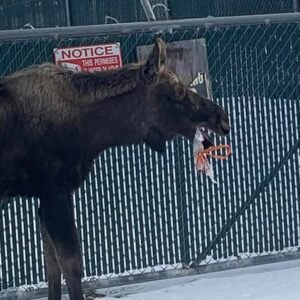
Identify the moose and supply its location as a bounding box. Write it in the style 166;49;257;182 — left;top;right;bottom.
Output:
0;38;229;299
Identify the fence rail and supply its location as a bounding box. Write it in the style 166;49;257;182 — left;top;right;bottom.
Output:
0;12;300;298
0;13;300;41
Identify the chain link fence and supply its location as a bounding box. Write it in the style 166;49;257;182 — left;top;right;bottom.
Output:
0;13;300;297
0;0;299;29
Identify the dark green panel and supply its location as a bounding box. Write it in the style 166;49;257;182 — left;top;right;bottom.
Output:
0;0;67;30
69;0;146;26
169;0;294;19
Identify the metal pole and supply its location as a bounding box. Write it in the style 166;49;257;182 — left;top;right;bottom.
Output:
0;13;299;41
140;0;156;21
293;0;299;12
65;0;72;26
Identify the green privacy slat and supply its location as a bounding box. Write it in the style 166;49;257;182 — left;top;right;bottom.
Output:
147;148;160;267
89;163;98;275
91;158;103;275
103;149;115;274
277;102;287;250
289;101;300;246
270;102;280;252
168;142;181;263
108;147;120;274
125;145;139;270
123;147;133;271
142;146;153;269
97;154;108;275
114;147;127;273
151;151;162;266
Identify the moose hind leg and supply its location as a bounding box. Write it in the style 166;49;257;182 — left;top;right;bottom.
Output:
39;189;84;300
40;220;62;300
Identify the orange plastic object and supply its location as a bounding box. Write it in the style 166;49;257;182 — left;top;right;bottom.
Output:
196;144;231;163
195;144;231;181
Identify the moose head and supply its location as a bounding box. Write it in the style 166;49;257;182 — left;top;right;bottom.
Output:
134;38;230;152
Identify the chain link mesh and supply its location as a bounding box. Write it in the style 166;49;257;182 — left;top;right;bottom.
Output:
0;20;299;294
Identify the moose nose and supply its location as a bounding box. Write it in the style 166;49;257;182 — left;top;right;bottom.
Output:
220;118;230;135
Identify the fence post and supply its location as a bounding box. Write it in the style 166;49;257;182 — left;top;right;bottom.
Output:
65;0;72;26
293;0;299;12
140;0;156;21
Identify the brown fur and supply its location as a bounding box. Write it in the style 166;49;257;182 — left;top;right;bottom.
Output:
0;39;229;299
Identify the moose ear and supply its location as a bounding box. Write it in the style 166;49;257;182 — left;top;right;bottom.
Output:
143;38;167;83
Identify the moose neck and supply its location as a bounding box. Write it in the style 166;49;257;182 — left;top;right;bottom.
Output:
71;65;141;104
82;87;145;156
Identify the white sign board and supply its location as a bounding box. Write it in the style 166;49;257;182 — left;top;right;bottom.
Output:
53;43;123;72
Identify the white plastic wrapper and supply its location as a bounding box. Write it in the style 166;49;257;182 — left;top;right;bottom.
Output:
193;128;218;185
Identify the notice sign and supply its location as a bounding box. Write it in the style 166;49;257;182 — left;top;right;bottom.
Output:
53;43;123;72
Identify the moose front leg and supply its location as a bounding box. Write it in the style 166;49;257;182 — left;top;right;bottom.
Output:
39;189;84;300
40;220;62;300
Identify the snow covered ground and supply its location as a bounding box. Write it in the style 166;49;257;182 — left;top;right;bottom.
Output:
30;259;300;299
98;259;300;300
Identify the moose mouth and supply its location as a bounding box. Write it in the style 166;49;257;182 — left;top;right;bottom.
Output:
182;118;219;149
198;128;214;149
144;117;228;153
193;116;230;149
